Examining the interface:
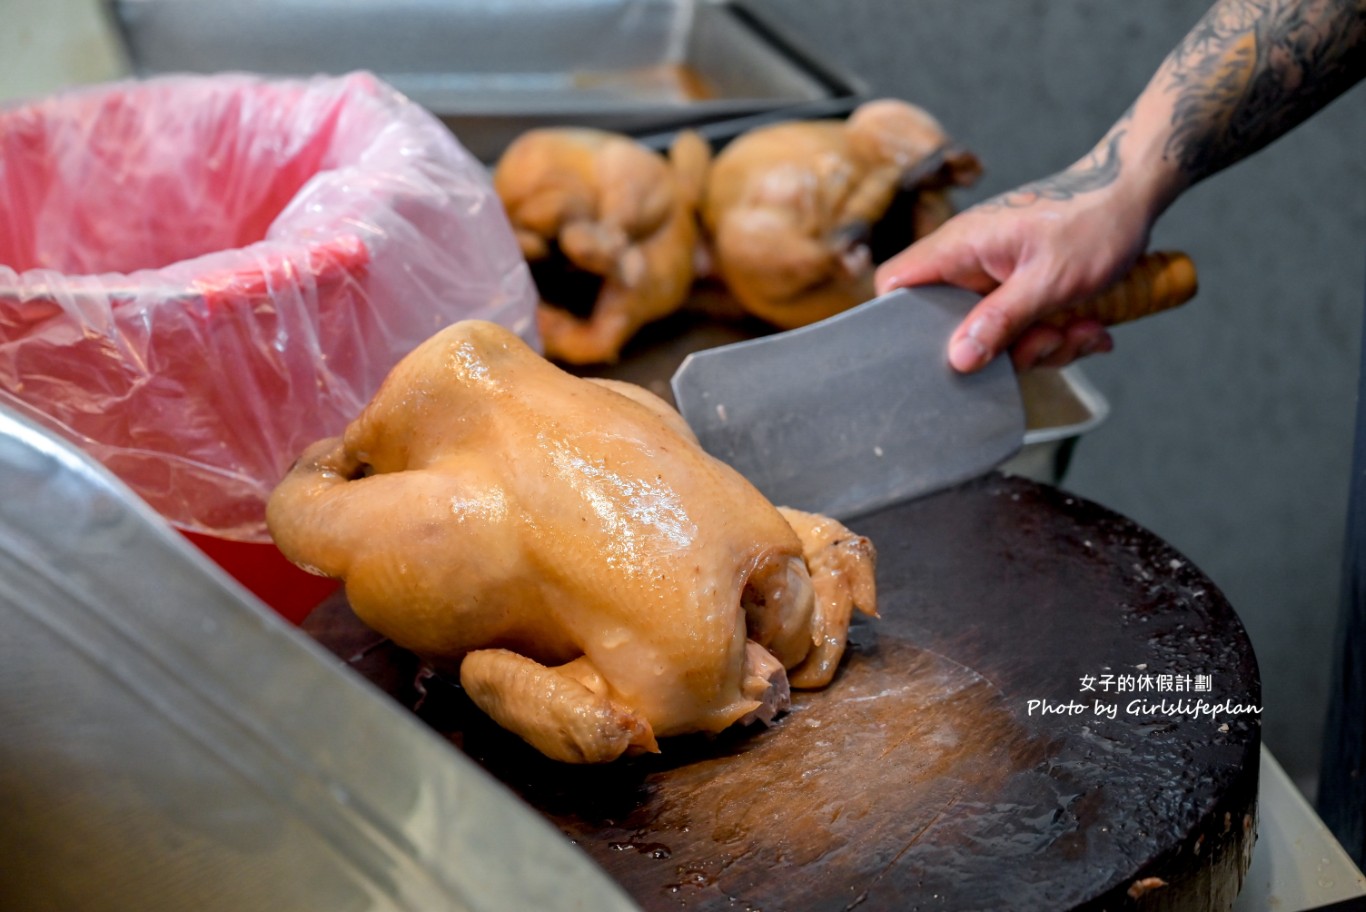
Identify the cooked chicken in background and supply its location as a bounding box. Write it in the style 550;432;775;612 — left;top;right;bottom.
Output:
701;98;981;329
493;128;711;365
268;320;876;763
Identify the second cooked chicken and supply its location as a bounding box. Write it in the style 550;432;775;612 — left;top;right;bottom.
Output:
267;320;876;763
701;98;981;329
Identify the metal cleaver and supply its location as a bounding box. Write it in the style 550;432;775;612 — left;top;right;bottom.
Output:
671;251;1197;521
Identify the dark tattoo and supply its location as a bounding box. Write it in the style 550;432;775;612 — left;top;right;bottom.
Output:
974;121;1129;211
1164;0;1366;183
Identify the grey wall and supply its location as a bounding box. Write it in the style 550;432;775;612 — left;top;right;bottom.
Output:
757;0;1366;791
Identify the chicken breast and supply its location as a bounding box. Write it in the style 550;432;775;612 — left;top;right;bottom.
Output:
268;321;876;763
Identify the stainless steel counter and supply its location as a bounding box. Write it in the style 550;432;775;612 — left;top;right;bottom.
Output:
1236;749;1366;911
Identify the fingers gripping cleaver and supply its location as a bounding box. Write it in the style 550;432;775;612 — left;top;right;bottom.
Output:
671;251;1197;521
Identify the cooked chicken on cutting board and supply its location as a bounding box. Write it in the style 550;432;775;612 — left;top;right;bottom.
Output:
268;320;876;763
493;128;711;365
701;98;981;329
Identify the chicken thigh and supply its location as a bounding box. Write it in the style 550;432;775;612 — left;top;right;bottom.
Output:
267;320;876;763
701;98;981;329
493;128;711;365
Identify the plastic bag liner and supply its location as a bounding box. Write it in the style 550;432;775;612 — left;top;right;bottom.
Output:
0;72;538;620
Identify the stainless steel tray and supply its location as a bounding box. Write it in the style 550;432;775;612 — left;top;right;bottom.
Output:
1001;365;1111;485
107;0;866;161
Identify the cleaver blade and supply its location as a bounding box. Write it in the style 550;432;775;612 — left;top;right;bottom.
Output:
671;284;1024;521
669;250;1197;519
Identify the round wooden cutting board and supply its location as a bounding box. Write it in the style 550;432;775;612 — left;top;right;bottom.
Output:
304;473;1260;912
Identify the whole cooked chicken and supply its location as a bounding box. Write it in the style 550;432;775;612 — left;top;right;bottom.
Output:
493;128;710;365
701;98;981;329
268;320;876;763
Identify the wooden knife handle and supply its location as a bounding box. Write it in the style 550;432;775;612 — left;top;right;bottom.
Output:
1045;250;1198;329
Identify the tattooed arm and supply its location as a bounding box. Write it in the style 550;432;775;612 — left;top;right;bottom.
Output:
875;0;1366;373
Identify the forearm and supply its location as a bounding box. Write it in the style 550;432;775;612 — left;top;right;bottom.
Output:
988;0;1366;227
1118;0;1365;215
1158;0;1366;183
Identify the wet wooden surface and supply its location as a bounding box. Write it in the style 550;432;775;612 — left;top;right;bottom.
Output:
304;473;1261;912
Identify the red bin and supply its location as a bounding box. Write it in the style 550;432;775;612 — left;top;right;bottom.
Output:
0;72;537;622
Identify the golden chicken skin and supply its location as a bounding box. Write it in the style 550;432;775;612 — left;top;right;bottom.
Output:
701;98;981;329
493;128;711;365
267;320;876;763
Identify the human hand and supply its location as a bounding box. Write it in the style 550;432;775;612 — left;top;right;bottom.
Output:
873;161;1158;373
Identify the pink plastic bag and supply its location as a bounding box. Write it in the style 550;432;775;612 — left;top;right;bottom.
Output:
0;72;538;545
